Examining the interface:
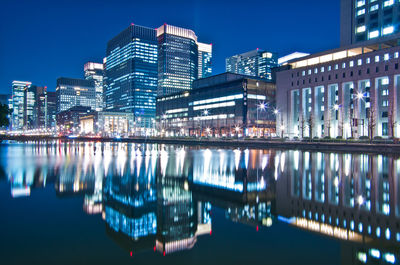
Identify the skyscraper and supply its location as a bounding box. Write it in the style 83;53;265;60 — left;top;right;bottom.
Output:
197;42;212;79
157;24;212;97
24;85;46;129
341;0;400;46
46;91;57;129
104;24;158;128
11;81;31;130
84;62;104;112
56;77;96;113
225;49;278;81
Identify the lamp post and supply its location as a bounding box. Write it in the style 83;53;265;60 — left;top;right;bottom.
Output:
201;109;209;138
257;102;266;137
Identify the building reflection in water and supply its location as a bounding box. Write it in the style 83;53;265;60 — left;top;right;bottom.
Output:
3;142;400;263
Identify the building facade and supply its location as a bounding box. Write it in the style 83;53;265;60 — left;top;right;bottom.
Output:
197;42;213;79
156;73;276;137
157;24;212;97
56;77;96;113
276;41;400;139
56;106;92;133
11;81;31;130
341;0;400;46
104;24;158;129
79;111;134;136
46;91;57;129
226;49;278;81
84;62;104;112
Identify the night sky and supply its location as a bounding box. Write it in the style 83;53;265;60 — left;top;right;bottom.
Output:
0;0;340;94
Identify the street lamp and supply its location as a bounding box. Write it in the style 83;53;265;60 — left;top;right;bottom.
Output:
257;102;267;137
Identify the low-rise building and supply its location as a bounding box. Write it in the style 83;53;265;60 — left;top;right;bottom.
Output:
79;112;134;137
156;73;276;137
276;40;400;139
56;106;92;134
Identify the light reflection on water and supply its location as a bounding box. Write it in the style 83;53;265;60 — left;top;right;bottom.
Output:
2;141;400;264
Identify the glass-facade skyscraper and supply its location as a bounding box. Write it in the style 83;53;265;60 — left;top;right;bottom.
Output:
197;42;212;79
225;49;278;81
156;24;212;97
104;24;158;129
341;0;400;46
11;81;31;130
56;77;96;113
157;24;198;97
84;62;104;112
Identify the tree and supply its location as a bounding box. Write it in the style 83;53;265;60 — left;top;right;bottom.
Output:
307;113;314;139
0;104;11;128
367;107;376;142
300;113;306;139
389;104;397;139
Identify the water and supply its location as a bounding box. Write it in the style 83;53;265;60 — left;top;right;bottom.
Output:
0;141;399;265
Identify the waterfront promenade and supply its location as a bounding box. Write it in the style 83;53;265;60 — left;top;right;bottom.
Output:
1;135;400;154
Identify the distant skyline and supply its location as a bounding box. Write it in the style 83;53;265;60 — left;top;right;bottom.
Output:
0;0;340;93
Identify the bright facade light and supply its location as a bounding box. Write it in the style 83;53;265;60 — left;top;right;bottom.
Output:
334;104;339;111
383;26;394;35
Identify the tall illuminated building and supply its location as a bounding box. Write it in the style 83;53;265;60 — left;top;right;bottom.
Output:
226;49;278;81
56;77;96;113
197;42;213;78
11;81;31;130
341;0;400;46
104;24;158;129
157;24;212;97
84;62;104;112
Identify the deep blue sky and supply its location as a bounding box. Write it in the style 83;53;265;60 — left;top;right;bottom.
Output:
0;0;340;93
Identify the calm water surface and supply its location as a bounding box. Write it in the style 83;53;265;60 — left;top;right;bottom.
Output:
0;141;399;265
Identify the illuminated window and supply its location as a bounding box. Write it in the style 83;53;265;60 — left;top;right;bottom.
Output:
375;55;380;62
383;26;394;35
350;61;354;67
357;25;366;33
357;0;365;7
366;57;371;64
370;4;379;11
357;9;365;16
384;53;390;61
358;59;363;65
383;0;394;7
369;30;380;39
395;52;399;58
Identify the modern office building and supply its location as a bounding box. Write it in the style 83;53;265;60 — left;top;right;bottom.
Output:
23;85;46;129
156;73;276;137
11;81;31;130
341;0;400;46
56;77;96;113
104;24;158;129
276;40;400;139
46;91;57;129
84;62;104;112
226;49;278;81
197;42;213;79
157;24;212;97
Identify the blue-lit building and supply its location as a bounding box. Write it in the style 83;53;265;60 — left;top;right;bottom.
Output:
11;81;30;130
84;62;104;112
197;42;213;79
104;24;158;129
156;24;212;97
55;77;96;113
341;0;400;46
226;49;278;81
